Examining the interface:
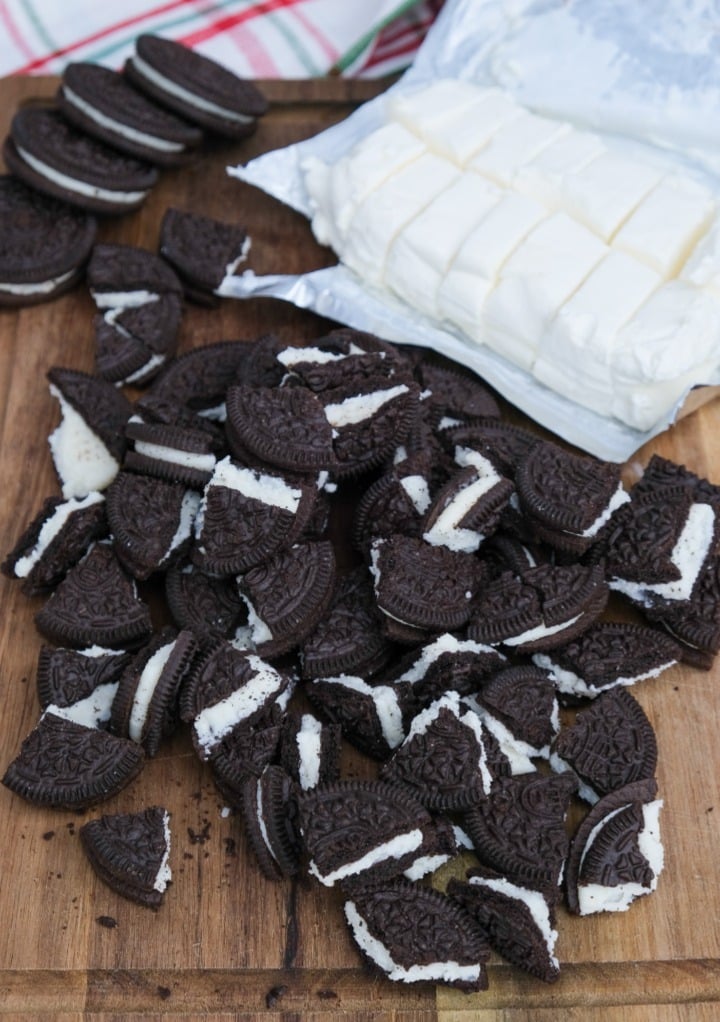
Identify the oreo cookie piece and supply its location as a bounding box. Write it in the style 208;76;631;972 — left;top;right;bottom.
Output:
47;367;133;498
344;879;490;992
165;560;246;640
36;644;132;711
467;562;608;653
532;621;682;699
126;34;268;138
0;175;96;307
565;778;663;915
379;691;493;811
442;418;537;480
189;644;289;759
551;688;657;803
106;472;199;579
148;339;255;417
226;384;337;474
642;558;720;669
2;711;145;809
4;107;157;215
300;567;394;680
296;780;435;887
192;456;316;575
59;63;203;166
80;805;171;907
515;441;629;554
240;764;300;879
448;868;560;983
2;491;107;595
421;458;513;553
235;540;337;658
401;815;458;882
416;360;501;422
160;208;250;301
380;634;506;712
306;674;410;760
370;534;481;632
280;712;342;791
277;339;411;395
209;721;281;806
352;453;433;553
124;414;223;488
471;665;560;761
35;542;153;649
462;772;578;895
110;629;198;756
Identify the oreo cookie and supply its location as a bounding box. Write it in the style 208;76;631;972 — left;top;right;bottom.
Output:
165;559;246;641
240;764;300;879
192;456;316;575
0;175;96;307
344;879;490;992
551;687;657;803
124;414;223;488
448;868;560;983
59;63;202;166
470;664;560;762
35;542;153;649
352;452;433;553
2;711;145;809
4;107;157;215
47;367;132;498
159;208;250;301
379;691;493;810
148;339;254;417
532;621;682;699
565;778;663;915
442;418;537;480
415;359;501;422
306;674;410;760
2;491;107;595
126;34;268;138
36;644;132;711
80;805;171;907
279;712;342;791
421;459;513;553
209;722;281;806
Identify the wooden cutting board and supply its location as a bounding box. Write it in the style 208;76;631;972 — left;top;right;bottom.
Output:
0;75;719;1022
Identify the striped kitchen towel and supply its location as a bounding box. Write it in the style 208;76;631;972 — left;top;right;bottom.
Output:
0;0;444;78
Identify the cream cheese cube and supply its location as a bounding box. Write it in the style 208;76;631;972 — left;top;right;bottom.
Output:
341;153;460;285
613;176;716;278
467;110;570;186
480;212;608;370
436;192;547;342
559;150;663;241
681;216;720;297
533;251;661;415
303;123;426;251
611;281;720;429
384;174;503;319
515;129;606;209
389;81;522;166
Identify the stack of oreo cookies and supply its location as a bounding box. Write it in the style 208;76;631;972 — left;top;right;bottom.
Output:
0;35;267;307
3;327;716;988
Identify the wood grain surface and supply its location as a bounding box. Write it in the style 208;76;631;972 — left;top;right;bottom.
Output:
0;76;719;1022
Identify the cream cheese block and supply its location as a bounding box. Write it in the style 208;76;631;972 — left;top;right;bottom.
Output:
513;129;607;209
467;110;570;186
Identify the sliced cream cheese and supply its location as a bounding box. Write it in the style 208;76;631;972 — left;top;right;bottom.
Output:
467;109;570;186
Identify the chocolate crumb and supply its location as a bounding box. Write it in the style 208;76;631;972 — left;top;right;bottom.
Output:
187;821;211;844
224;837;237;857
265;985;287;1008
317;989;338;1000
42;830;55;840
157;985;172;1000
97;915;117;929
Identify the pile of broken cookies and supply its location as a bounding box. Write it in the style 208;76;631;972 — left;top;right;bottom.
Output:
3;321;718;993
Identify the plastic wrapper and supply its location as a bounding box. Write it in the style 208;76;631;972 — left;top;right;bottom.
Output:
222;0;720;463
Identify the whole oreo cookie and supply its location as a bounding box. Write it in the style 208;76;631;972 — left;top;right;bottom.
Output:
4;107;157;215
59;63;203;167
0;175;96;307
126;34;268;138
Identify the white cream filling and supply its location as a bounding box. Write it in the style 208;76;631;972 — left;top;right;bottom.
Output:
193;657;284;756
131;53;255;125
133;437;216;473
611;502;715;603
256;775;278;864
324;385;409;428
49;386;119;498
44;680;118;730
209;456;302;512
503;613;582;648
222;235;252;282
296;713;323;790
473;708;542;771
0;268;75;295
468;874;558;969
579;484;630;538
128;640;174;742
397;633;503;684
277;344;363;368
577;800;664;915
12;492;104;577
535;653;677;697
422;466;503;552
16;144;147;204
154;810;172;892
344;899;481;984
311;829;423;886
63;84;185;153
237;593;273;645
549;751;599;804
123;353;167;384
403;853;452;881
166;490;201;559
399;475;432;515
93;289;159;310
